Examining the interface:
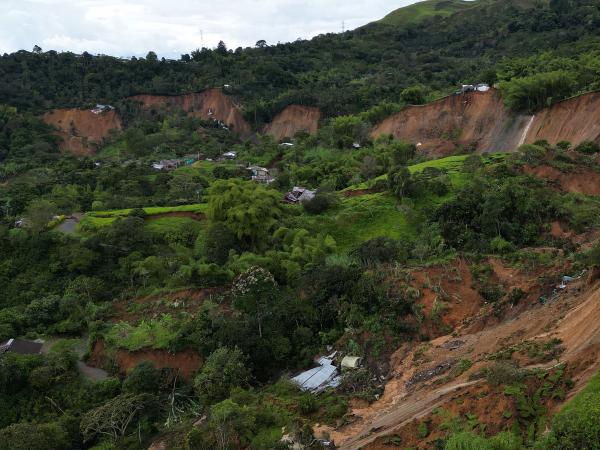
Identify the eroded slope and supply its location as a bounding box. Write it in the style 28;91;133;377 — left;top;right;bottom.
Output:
43;108;122;155
129;88;252;137
263;105;321;141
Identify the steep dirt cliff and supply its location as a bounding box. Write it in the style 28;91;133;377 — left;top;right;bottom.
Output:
372;89;529;155
524;92;600;145
372;90;600;155
130;88;252;137
263;105;321;141
43;109;122;155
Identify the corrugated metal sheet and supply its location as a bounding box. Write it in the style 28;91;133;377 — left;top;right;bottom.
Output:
292;356;341;392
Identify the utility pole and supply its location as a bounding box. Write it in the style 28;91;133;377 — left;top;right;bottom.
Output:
342;20;345;33
200;29;204;48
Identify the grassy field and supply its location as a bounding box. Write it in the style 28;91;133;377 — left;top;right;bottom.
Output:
346;153;508;191
379;0;488;27
297;153;509;252
80;203;208;228
144;216;202;234
293;192;413;253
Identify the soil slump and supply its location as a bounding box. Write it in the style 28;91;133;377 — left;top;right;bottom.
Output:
372;90;600;155
130;88;252;137
263;105;321;141
43;108;122;155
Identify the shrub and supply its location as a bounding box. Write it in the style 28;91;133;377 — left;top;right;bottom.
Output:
123;361;161;394
490;236;515;254
352;236;404;265
540;368;600;449
484;362;528;386
518;144;546;165
0;421;70;450
194;347;251;406
401;85;428;105
128;208;147;218
302;192;338;214
574;140;600;155
445;431;522;450
556;140;571;151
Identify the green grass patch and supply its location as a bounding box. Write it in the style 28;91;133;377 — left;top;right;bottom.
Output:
559;367;600;415
379;0;490;27
298;193;414;252
104;315;180;351
346;153;508;191
144;216;203;234
80;203;208;228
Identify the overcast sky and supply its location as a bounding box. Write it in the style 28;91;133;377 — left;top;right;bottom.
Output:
0;0;422;58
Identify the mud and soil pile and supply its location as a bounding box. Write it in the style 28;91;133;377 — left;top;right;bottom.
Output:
130;88;252;137
43;108;122;155
324;257;600;449
263;105;321;141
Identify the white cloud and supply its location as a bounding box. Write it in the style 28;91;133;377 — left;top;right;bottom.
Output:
0;0;419;58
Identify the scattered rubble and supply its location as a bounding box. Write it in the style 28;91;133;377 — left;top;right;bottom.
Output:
405;359;457;389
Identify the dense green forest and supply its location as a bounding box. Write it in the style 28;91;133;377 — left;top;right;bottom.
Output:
3;0;600;122
2;1;600;449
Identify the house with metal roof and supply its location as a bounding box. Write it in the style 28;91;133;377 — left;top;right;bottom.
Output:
0;338;43;355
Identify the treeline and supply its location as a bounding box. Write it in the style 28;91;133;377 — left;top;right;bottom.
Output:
2;0;600;121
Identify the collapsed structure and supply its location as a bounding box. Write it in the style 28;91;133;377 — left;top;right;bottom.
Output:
284;187;316;204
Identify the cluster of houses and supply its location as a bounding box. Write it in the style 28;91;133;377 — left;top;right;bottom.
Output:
151;154;201;171
149;149;320;203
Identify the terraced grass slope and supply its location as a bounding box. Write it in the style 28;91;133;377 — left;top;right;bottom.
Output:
378;0;487;27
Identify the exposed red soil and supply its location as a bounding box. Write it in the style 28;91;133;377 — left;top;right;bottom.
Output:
326;260;600;449
371;89;529;155
263;105;321;141
410;259;483;336
524;93;600;146
523;165;600;196
115;348;201;380
372;90;600;156
130;89;252;137
89;340;201;380
43;109;122;155
365;384;515;450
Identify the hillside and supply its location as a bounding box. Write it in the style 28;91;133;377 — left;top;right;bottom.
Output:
3;2;600;450
1;0;600;122
378;0;488;27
